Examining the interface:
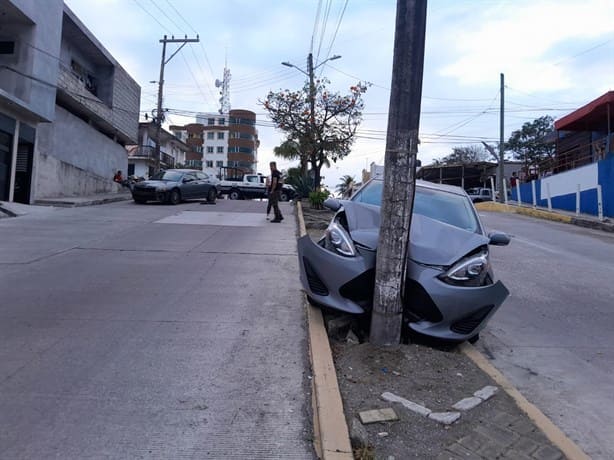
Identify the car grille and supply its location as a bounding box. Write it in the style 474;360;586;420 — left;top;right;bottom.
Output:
450;305;494;335
303;258;329;296
339;269;375;305
403;280;443;323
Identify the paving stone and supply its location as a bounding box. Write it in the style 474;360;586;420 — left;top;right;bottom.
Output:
358;407;398;424
492;410;520;427
532;445;565;460
428;411;461;425
475;423;519;447
477;441;506;459
446;441;483;459
458;432;493;452
452;396;483;411
508;419;540;437
510;436;540;456
381;391;432;417
500;449;533;460
474;385;498;401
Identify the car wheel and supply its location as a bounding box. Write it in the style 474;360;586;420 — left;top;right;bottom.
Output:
168;189;181;205
207;188;217;204
134;198;146;204
280;191;289;201
229;189;241;200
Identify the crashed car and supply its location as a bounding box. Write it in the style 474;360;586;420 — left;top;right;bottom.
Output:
297;179;510;342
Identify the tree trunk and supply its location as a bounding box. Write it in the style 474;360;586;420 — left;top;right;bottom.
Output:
370;0;427;346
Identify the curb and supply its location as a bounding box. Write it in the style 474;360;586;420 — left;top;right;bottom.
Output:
460;343;589;460
475;201;614;233
34;195;132;208
297;201;353;460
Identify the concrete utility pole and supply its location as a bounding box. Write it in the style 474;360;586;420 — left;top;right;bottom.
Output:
154;35;199;172
498;73;505;202
370;0;427;346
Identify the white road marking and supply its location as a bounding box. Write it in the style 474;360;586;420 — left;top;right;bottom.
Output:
155;211;266;227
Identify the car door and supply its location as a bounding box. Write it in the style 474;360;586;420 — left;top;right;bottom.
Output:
180;172;198;199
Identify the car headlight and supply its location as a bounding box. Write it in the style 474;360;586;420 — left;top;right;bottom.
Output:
325;221;356;257
438;248;491;287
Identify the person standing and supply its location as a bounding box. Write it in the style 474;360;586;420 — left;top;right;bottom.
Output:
269;161;284;223
265;174;273;219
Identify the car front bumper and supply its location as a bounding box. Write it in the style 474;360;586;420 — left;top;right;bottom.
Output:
297;234;509;341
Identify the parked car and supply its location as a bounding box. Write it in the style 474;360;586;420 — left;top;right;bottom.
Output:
131;169;219;205
297;179;511;342
466;187;494;203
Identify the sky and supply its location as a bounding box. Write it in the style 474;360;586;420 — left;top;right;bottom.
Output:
64;0;614;190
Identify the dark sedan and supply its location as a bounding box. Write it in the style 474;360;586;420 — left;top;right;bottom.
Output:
131;169;219;205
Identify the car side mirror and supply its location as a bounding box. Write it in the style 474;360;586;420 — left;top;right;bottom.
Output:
488;232;510;246
323;198;341;211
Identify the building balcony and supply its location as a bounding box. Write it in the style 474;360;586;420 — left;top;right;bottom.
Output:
128;145;175;168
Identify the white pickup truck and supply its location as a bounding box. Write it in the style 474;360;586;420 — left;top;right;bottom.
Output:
466;187;494;203
218;173;296;201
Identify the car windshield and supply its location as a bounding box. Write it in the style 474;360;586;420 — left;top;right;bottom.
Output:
351;180;480;233
150;171;182;181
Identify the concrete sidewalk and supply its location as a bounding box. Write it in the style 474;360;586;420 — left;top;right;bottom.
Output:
0;191;132;217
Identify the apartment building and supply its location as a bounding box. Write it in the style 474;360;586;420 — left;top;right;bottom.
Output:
0;1;140;203
126;122;198;179
170;109;259;175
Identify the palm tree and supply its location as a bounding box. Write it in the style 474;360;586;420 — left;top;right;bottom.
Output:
336;175;356;198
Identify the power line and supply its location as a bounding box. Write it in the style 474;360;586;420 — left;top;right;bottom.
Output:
131;0;171;33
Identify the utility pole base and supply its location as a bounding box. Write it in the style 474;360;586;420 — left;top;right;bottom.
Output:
369;310;403;347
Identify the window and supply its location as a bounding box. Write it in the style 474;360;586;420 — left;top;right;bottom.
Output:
207;146;214;153
216;161;224;168
207;132;214;139
217;146;224;153
218;118;225;125
206;160;213;168
207;118;215;125
217;132;224;140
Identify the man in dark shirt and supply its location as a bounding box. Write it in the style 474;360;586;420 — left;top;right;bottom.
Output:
269;161;284;223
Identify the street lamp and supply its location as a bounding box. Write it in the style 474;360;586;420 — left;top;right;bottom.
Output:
281;53;342;188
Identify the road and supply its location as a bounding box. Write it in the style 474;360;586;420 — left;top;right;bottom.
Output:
0;199;313;459
478;210;614;460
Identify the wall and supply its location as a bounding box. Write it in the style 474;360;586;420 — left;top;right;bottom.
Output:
35;105;127;197
511;155;613;218
0;0;62;122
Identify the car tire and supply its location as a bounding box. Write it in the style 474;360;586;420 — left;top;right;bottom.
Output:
168;189;181;205
207;188;217;204
229;189;241;200
134;198;146;204
280;191;289;202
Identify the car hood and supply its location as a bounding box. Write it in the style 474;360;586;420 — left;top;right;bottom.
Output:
340;201;489;266
135;180;176;188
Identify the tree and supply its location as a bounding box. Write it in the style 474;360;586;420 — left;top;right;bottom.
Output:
506;116;555;170
336;175;356;198
436;145;489;165
262;78;368;189
273;139;307;176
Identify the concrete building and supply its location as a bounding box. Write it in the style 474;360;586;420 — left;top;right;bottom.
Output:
126;122;198;179
170;109;259;176
0;1;140;204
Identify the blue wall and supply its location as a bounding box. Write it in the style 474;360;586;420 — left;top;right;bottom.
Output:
510;155;613;217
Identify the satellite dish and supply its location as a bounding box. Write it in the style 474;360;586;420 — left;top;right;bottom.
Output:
215;79;222;87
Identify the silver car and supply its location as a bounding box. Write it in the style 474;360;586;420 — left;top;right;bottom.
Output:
297;179;510;342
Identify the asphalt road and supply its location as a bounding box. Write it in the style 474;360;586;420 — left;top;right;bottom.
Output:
0;199;314;459
477;210;614;460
